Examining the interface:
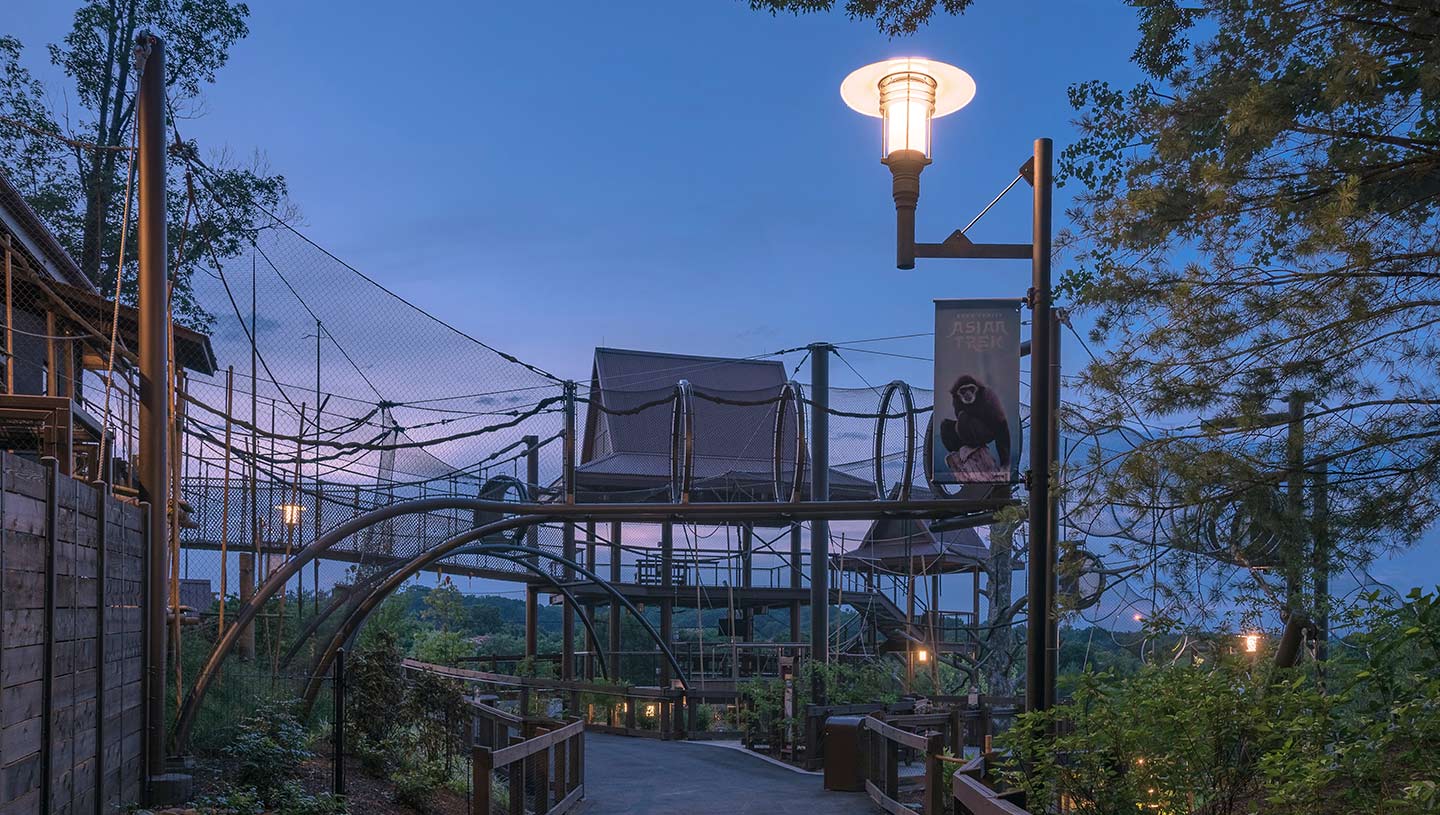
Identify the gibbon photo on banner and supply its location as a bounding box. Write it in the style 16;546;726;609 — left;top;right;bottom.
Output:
933;299;1022;484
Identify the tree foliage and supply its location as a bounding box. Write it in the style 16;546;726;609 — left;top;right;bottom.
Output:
1000;587;1440;814
1056;0;1440;618
746;0;975;36
0;0;291;329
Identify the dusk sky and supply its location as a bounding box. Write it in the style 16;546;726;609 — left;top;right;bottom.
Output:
8;0;1435;596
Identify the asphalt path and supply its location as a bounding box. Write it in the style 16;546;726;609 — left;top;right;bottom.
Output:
579;733;876;814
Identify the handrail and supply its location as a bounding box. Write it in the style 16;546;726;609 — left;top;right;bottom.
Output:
860;713;948;815
491;718;585;766
403;658;678;699
472;717;586;815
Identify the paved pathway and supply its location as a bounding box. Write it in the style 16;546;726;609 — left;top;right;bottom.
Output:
580;733;876;814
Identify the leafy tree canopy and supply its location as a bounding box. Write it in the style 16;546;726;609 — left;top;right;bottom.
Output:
1059;0;1440;579
746;0;975;36
0;0;291;329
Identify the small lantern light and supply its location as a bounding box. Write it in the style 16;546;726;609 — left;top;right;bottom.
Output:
1243;633;1261;653
644;703;658;718
916;648;929;663
277;503;304;528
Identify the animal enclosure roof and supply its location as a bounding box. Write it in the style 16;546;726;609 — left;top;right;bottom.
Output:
576;347;875;504
840;514;990;574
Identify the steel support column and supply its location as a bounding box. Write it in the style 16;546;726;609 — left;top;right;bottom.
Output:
135;32;171;778
809;343;832;701
1024;138;1055;714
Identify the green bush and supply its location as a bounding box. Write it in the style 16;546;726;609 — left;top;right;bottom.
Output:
998;588;1440;815
221;706;314;804
390;759;447;813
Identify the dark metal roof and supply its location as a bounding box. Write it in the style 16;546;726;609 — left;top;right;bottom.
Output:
576;347;875;504
841;516;990;574
0;169;218;376
0;170;93;291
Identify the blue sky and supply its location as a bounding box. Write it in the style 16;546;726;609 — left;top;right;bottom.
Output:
7;0;1435;599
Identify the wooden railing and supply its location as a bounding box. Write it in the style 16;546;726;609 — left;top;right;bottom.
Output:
858;714;948;815
471;717;585;815
952;754;1031;815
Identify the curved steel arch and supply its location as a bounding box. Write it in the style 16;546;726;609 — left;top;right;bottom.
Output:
280;547;611;681
177;502;545;749
298;537;688;718
280;481;529;672
874;380;917;501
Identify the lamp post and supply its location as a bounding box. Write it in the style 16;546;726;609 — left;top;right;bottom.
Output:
843;58;1059;714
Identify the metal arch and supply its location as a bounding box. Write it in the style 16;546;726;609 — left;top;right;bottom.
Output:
922;414;963;499
296;536;690;722
175;492;1019;750
279;571;386;670
669;380;695;504
176;498;544;749
772;380;807;503
278;544;609;678
873;380;917;502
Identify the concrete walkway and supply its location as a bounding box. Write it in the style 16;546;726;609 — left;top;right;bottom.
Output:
580;733;876;814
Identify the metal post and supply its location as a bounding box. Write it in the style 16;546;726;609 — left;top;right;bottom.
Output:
609;521;622;680
660;521;673;689
524;434;540;660
1286;392;1307;613
1044;310;1061;710
1024;138;1054;714
135;32;171;778
333;647;346;797
1313;462;1329;665
562;385;576;681
809;343;832;700
790;523;802;642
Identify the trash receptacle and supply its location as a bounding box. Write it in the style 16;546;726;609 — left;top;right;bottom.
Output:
823;715;865;791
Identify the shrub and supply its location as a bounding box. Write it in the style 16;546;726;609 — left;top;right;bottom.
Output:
221;706;313;804
998;588;1440;815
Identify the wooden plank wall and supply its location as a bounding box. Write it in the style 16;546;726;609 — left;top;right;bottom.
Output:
1;452;145;814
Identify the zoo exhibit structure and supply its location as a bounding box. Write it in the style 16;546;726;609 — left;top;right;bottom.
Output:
172;345;1032;756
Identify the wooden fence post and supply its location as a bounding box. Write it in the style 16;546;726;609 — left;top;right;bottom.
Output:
471;747;492;815
925;731;946;815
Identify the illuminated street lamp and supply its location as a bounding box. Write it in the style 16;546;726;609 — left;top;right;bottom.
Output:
842;58;1059;715
841;58;976;270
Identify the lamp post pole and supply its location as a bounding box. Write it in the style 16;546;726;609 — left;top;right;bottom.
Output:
1025;138;1056;714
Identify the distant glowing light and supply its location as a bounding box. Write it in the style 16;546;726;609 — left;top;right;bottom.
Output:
644;703;658;718
277;503;304;528
916;648;929;663
1243;633;1261;653
1133;612;1144;622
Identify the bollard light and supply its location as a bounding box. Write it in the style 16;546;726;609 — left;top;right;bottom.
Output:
842;57;976;269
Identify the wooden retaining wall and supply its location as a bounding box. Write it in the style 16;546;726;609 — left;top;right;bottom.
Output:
1;453;146;814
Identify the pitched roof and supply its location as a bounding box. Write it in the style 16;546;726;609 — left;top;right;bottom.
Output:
576;347;874;503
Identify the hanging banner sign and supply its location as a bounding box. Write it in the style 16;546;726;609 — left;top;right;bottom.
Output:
933;299;1022;485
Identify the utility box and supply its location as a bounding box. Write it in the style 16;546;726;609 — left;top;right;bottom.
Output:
823;715;865;792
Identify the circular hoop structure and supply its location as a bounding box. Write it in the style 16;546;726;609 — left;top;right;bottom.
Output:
772;380;807;503
1059;549;1106;611
922;414;963;499
669;381;695;503
873;380;917;501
